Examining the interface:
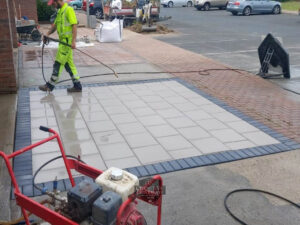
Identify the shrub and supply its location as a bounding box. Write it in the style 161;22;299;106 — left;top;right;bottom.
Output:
36;0;55;21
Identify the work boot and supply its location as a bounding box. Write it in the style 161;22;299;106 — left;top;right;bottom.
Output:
39;83;54;92
67;82;82;93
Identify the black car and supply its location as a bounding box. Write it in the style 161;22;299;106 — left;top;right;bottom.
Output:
83;0;104;19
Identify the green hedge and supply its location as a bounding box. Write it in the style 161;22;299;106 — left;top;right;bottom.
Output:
277;0;297;2
36;0;55;21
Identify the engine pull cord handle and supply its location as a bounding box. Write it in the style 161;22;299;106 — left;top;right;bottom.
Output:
43;35;119;78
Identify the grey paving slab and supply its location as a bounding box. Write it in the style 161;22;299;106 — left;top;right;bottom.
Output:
140;95;163;103
138;115;167;126
64;141;99;155
168;148;202;159
98;99;123;107
124;100;148;109
164;96;187;104
185;110;213;121
105;157;141;169
192;138;229;154
243;131;280;146
156;108;183;119
93;130;125;146
173;102;199;112
82;111;110;122
131;107;156;117
110;114;137;124
225;141;256;150
133;145;172;164
81;154;106;170
98;142;134;160
167;117;197;128
158;135;193;151
118;94;140;102
188;97;212;106
87;120;116;132
213;112;241;123
197;118;228;131
147;124;179;138
133;89;155;97
79;104;104;113
117;122;147;135
227;120;260;133
125;132;158;148
147;101;173;110
14;78;297;197
104;105;130;115
178;126;210;140
60;129;92;142
210;129;246;143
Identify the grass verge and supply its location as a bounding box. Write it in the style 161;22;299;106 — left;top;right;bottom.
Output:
281;1;300;11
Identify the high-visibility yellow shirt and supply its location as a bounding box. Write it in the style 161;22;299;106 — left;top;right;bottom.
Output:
54;3;77;39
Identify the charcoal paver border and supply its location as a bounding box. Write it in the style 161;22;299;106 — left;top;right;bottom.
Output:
12;77;300;198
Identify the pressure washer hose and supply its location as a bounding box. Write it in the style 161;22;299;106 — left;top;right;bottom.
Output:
41;36;259;85
224;188;300;225
42;35;118;84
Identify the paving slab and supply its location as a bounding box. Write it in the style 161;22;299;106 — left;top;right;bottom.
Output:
12;78;294;195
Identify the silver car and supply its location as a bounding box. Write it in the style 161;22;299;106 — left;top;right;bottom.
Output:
161;0;194;7
227;0;281;16
194;0;228;11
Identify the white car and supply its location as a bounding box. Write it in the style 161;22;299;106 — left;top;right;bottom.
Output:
161;0;194;7
194;0;228;10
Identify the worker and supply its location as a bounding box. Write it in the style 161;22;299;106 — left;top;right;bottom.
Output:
39;0;82;92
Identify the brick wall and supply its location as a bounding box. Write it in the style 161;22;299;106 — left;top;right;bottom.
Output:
14;0;38;22
10;0;18;48
0;0;17;93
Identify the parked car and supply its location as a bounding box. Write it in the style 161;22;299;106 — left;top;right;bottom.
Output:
227;0;281;16
161;0;193;8
68;0;83;9
194;0;228;10
82;0;104;19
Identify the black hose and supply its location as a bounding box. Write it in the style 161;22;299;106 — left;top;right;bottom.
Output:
41;36;257;85
224;188;300;225
32;155;86;193
42;37;296;97
41;42;47;83
55;68;252;84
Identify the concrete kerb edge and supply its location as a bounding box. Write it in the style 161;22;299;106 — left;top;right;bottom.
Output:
282;10;299;15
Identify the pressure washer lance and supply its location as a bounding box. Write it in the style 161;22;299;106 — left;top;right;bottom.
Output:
42;35;119;78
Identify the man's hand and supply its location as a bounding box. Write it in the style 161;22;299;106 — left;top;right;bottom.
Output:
42;35;49;44
71;41;76;49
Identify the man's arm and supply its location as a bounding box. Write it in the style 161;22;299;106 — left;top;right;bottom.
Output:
47;24;57;36
71;24;77;49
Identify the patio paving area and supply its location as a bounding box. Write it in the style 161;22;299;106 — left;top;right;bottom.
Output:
28;79;281;184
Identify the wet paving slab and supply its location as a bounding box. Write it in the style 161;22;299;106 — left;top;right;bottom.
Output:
13;78;300;197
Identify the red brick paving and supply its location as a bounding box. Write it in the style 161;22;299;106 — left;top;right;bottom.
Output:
120;32;300;142
20;27;300;142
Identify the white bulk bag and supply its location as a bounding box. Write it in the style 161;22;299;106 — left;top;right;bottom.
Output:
96;19;123;43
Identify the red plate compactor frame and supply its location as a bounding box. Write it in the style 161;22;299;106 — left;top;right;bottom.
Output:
0;127;163;225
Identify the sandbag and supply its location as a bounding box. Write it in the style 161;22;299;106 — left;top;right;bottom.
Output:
95;19;123;43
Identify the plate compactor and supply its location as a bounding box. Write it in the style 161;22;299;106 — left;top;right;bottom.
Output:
0;127;163;225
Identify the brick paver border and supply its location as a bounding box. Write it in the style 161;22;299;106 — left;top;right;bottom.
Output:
13;78;300;198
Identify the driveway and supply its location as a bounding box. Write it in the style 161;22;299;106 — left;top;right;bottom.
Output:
158;7;300;94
